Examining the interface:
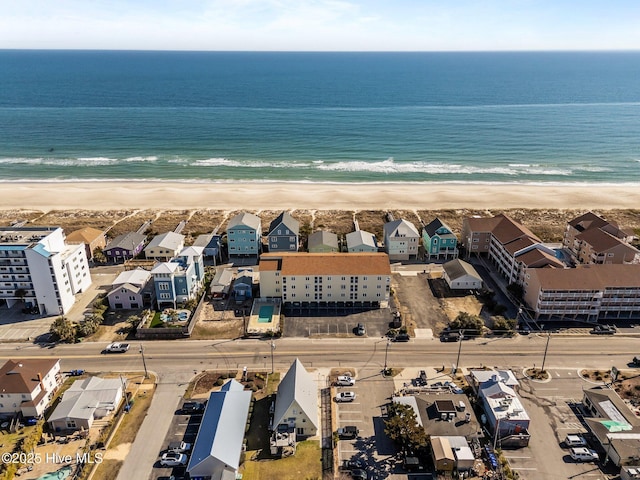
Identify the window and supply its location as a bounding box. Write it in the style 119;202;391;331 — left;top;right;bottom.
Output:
159;282;170;291
473;238;479;243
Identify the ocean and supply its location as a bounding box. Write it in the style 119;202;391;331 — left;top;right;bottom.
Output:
1;50;639;185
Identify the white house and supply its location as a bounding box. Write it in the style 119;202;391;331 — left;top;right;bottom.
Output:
383;219;420;261
48;376;124;431
273;359;319;437
144;232;185;261
0;227;91;316
0;359;61;417
187;380;252;480
442;259;483;290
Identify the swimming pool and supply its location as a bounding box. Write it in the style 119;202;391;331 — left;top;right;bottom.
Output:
36;465;72;480
258;305;274;323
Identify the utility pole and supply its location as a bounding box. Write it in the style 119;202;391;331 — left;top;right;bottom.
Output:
540;332;551;373
270;340;276;374
139;343;148;379
454;330;464;374
383;338;391;375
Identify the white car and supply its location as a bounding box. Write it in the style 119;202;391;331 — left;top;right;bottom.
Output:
104;342;130;353
336;375;355;386
160;452;187;466
564;434;587;447
335;391;356;402
569;447;598;462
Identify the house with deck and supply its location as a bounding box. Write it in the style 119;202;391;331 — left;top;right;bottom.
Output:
422;218;458;260
103;232;147;263
383;219;420;261
227;212;261;257
144;232;185;262
151;246;205;309
267;212;299;252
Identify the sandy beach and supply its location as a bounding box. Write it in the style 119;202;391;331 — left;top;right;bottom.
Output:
1;182;640;211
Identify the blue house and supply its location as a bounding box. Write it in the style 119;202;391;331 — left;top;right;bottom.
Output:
227;213;261;257
267;212;299;252
422;218;459;260
151;246;205;309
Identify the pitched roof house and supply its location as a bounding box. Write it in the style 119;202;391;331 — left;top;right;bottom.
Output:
346;230;377;253
144;232;185;261
227;212;262;257
107;268;155;310
48;377;124;431
423;218;459;260
267;212;299;252
383;219;420;261
307;231;339;253
273;359;319;437
442;259;482;290
0;359;61;417
187;380;252;480
103;231;147;263
66;227;106;261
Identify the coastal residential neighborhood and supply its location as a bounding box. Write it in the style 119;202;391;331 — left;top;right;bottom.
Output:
0;208;640;480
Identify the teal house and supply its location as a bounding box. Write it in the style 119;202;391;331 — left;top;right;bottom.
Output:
422;218;458;260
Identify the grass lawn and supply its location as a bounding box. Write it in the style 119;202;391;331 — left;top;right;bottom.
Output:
242;440;322;480
90;458;122;480
149;311;163;328
110;379;156;447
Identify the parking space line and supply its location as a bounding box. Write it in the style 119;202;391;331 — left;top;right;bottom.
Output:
512;468;538;471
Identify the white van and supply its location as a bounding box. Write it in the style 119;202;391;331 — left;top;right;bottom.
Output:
570;447;598;462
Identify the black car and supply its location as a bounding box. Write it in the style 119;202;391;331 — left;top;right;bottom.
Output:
351;469;368;480
632;356;640;367
590;324;616;335
393;333;410;342
440;332;461;342
341;459;365;470
181;401;205;413
337;426;359;439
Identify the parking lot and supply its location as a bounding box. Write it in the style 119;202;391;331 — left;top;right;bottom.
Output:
149;399;204;480
284;308;394;338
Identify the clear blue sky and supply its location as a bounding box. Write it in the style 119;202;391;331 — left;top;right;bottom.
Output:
1;0;639;51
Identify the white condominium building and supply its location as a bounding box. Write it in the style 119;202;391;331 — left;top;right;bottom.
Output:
0;227;91;315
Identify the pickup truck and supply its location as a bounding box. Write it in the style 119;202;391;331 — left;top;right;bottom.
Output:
337;426;359;439
104;342;130;353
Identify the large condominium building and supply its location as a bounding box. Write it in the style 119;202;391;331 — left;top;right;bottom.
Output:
259;253;391;308
523;264;640;320
461;214;564;285
0;227;91;315
563;212;640;265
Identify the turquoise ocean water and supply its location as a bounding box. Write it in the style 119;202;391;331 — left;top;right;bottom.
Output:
0;50;639;184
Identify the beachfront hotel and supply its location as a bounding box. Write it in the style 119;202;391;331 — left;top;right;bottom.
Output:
259;252;391;308
0;227;91;315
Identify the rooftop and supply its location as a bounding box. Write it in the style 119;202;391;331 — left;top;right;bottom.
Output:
527;264;640;290
260;252;391;276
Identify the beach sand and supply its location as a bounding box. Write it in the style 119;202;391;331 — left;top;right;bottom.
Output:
2;182;640;211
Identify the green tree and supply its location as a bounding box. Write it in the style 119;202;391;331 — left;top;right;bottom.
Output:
14;287;28;304
126;314;141;333
492;316;516;335
383;402;428;455
50;316;76;343
450;311;484;335
93;247;107;264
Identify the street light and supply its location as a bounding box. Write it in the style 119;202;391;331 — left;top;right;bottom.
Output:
454;330;464;374
383;338;391;375
139;343;148;379
270;340;276;374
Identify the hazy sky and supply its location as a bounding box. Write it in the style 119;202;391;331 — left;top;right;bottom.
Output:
1;0;639;51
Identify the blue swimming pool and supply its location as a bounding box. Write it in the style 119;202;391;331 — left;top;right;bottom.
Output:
258;305;274;323
36;465;72;480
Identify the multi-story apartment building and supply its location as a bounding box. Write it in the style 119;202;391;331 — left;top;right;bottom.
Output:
461;214;564;285
227;212;261;257
523;264;640;320
563;212;639;265
0;358;62;417
383;219;420;261
0;227;91;315
259;252;391;308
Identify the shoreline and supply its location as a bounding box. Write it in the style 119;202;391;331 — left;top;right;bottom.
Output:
2;182;640;211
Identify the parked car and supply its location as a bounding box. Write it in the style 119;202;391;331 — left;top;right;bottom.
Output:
569;447;598;462
340;459;365;470
160;452;187;467
440;332;461;342
445;381;464;394
69;369;85;376
350;469;368;480
564;434;587;447
337;426;359;439
168;441;192;453
21;306;39;315
181;401;205;414
590;324;616;335
104;342;129;353
336;375;355;386
393;332;410;342
335;391;356;403
355;323;366;336
632;356;640;367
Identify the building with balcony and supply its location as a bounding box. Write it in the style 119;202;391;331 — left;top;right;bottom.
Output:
383;219;420;261
0;359;62;417
523;264;640;320
422;218;458;260
259;252;391;309
151;246;205;309
227;212;261;257
0;227;91;315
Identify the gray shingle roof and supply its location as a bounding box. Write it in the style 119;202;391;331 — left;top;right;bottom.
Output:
104;232;146;252
273;359;319;430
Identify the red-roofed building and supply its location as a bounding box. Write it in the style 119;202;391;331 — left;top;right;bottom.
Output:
0;359;61;417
